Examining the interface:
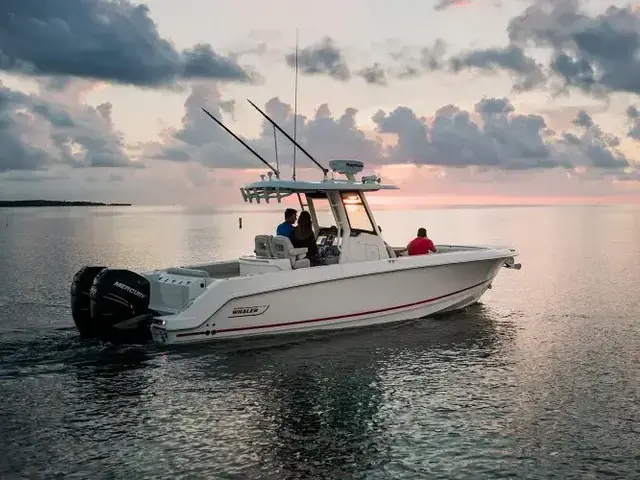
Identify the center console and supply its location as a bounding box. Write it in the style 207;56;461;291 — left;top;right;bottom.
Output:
316;227;341;265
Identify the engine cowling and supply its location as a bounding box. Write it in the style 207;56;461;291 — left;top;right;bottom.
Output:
89;268;152;343
70;266;106;338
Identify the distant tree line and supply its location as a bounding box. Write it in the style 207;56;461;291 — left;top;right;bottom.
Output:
0;200;132;207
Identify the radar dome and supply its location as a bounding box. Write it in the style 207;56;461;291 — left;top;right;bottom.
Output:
329;159;364;180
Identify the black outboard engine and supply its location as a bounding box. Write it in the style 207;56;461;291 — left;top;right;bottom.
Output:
89;268;153;343
70;266;106;338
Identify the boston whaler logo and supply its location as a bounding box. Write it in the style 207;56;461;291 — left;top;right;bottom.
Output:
113;281;146;299
229;305;270;318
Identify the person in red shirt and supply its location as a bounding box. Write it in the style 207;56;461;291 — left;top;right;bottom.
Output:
406;227;436;255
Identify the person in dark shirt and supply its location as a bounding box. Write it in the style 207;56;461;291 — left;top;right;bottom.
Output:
407;227;436;255
276;208;297;239
291;211;319;265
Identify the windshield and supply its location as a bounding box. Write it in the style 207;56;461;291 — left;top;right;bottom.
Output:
309;196;336;228
341;192;376;234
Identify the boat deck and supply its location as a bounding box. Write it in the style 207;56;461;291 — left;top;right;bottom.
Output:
179;244;492;278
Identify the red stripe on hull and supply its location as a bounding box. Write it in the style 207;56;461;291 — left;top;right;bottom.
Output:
214;279;490;334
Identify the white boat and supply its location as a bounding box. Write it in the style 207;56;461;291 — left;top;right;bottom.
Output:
69;102;521;345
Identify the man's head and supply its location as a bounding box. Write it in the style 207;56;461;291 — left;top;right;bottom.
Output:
284;208;297;224
417;227;427;238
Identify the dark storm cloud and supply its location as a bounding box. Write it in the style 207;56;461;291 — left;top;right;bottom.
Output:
0;0;256;86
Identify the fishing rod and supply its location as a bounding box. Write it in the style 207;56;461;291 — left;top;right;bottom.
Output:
201;107;279;178
293;28;299;180
246;99;329;176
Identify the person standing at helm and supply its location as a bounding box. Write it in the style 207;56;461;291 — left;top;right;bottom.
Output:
276;208;297;239
407;227;436;255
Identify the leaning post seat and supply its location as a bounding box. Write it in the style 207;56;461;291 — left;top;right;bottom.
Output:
271;235;310;269
254;234;275;258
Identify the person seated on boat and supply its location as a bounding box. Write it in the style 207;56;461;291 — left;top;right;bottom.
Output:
291;211;319;265
276;208;297;239
407;227;436;255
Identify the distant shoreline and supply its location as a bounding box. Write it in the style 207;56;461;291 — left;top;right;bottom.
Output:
0;200;132;207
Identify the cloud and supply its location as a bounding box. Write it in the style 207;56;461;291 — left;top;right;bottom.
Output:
280;35;546;93
357;64;388;86
390;40;448;79
450;45;547;91
506;1;640;97
563;110;629;169
0;0;257;86
373;98;573;170
0;80;141;172
285;2;640;99
285;37;350;82
143;83;261;168
148;85;632;176
615;170;640;183
145;83;384;170
0;170;68;182
625;105;640;140
434;0;472;11
283;37;450;84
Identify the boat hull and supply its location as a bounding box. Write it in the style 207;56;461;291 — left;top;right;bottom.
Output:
151;257;506;345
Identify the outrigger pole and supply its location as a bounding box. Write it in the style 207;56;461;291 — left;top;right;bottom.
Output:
293;28;299;180
246;99;329;177
200;107;280;178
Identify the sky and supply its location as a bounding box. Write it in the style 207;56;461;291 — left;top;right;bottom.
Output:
1;0;640;206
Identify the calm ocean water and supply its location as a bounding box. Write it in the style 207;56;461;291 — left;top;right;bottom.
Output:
0;204;638;479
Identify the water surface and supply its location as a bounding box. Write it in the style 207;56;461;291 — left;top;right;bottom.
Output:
0;205;638;479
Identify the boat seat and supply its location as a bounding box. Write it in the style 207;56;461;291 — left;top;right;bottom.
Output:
254;234;275;258
271;235;310;269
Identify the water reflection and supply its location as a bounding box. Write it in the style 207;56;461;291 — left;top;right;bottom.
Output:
148;305;514;478
72;346;153;398
251;344;388;479
2;204;640;478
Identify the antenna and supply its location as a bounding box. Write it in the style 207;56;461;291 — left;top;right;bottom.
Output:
246;99;329;176
273;125;279;172
293;28;299;181
201;107;279;177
